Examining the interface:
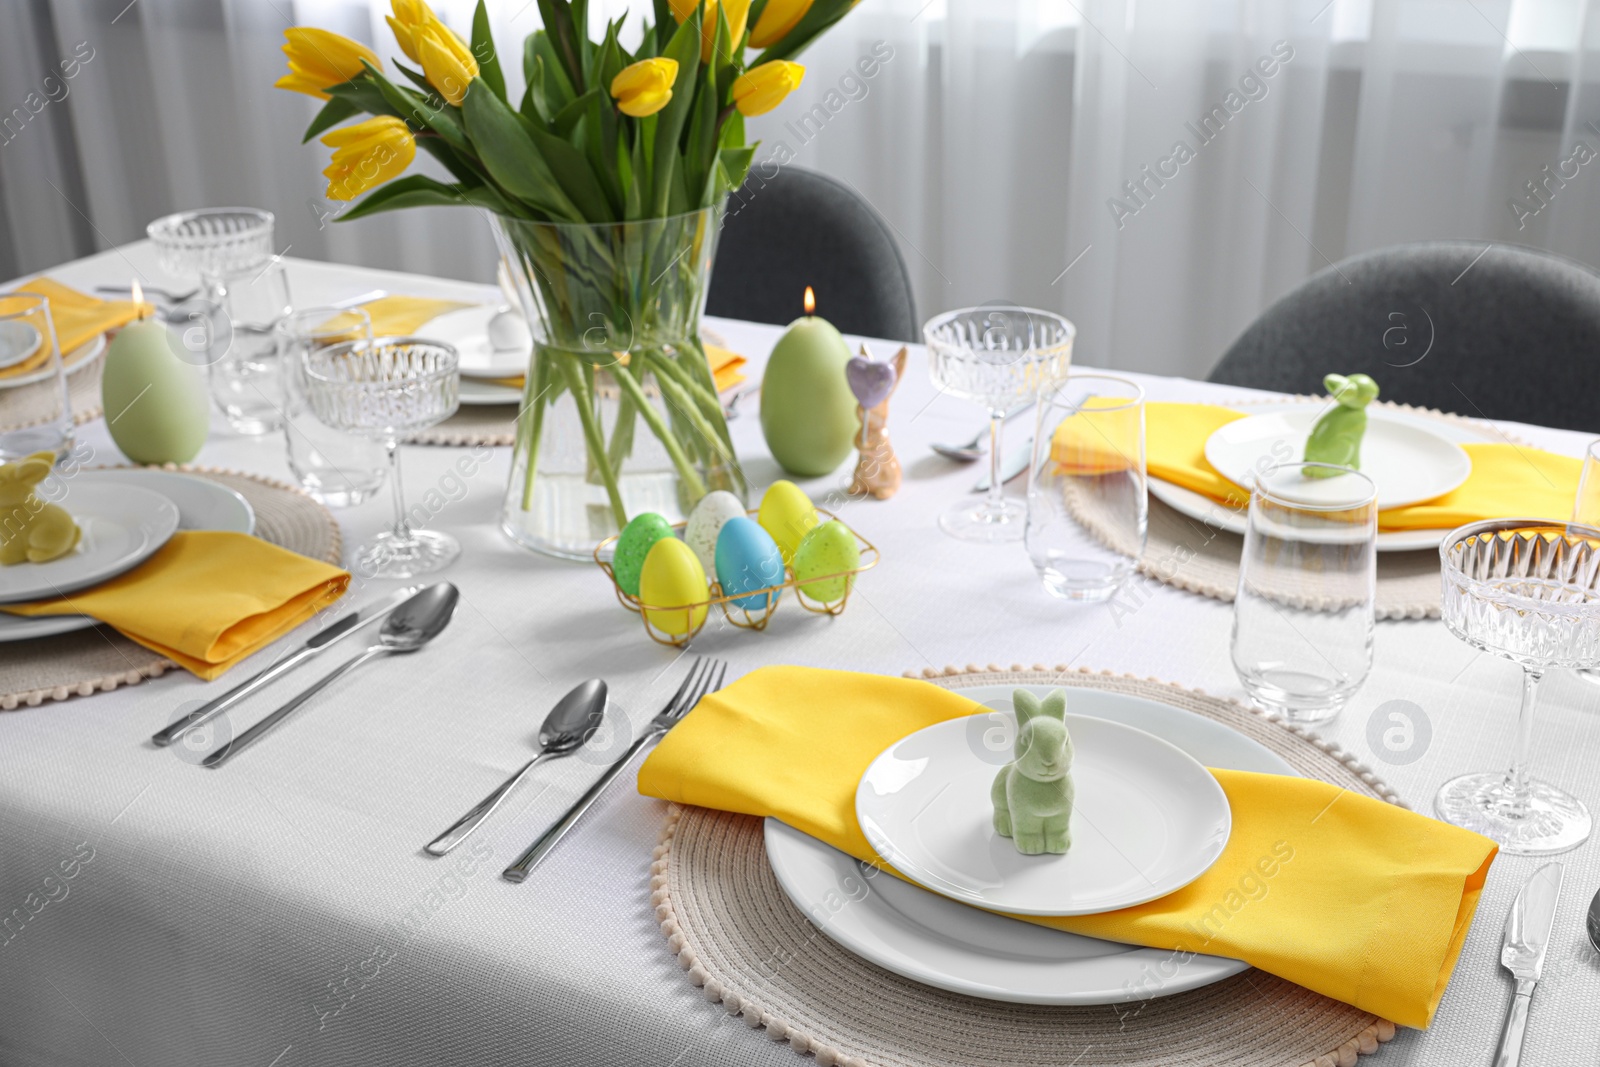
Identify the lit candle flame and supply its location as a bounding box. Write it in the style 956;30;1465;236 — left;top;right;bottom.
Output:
803;286;816;316
130;279;144;309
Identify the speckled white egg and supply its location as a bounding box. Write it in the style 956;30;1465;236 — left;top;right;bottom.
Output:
684;490;747;573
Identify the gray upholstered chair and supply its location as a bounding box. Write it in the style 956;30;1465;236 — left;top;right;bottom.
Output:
707;166;919;343
1207;241;1600;433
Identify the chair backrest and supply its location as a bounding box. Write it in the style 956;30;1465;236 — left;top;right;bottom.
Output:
707;166;919;343
1207;241;1600;433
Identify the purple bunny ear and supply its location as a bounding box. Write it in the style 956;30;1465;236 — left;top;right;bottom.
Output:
846;354;897;409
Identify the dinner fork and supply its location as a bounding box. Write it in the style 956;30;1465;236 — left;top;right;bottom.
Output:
501;657;728;883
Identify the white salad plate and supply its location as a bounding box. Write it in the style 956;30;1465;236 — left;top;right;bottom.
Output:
0;334;107;389
767;684;1296;1005
1150;400;1495;551
856;710;1232;917
0;483;179;605
1204;406;1470;511
458;377;523;406
0;472;252;641
0;320;42;370
419;305;530;380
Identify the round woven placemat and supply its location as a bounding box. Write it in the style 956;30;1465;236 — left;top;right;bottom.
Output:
1069;400;1524;620
0;343;107;430
410;404;517;447
652;664;1403;1067
0;466;342;710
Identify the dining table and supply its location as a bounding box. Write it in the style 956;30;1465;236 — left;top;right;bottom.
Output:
2;240;1598;1067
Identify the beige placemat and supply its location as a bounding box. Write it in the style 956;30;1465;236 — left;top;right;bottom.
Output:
0;467;343;710
653;664;1404;1067
1072;401;1529;620
410;403;518;447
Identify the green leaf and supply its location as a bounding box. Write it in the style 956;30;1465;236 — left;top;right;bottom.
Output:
470;0;507;101
360;60;472;156
551;88;601;138
652;0;675;52
618;128;641;219
751;0;857;65
522;52;551;124
326;76;403;121
462;76;585;220
301;94;361;143
536;0;586;93
651;9;702;215
535;31;577;112
337;175;491;222
594;18;626;99
580;91;625;216
520;114;615;221
718;145;755;196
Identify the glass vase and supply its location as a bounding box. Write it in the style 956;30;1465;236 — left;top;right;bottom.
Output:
490;207;746;559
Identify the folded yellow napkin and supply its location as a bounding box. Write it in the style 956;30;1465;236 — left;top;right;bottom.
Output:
485;342;747;394
2;531;349;679
1;278;151;378
638;667;1497;1029
328;295;475;338
1069;401;1581;531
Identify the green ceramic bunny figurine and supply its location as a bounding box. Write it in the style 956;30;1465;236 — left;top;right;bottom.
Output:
991;688;1074;855
0;451;80;565
1303;373;1380;477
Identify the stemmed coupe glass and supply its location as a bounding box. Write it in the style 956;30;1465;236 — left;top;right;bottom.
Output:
924;307;1075;542
302;338;461;578
1434;519;1600;854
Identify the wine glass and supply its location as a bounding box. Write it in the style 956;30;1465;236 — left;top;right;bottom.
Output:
1570;438;1600;687
1434;519;1600;854
924;306;1074;542
302;338;461;578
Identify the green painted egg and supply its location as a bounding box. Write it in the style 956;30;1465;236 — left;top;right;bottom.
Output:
791;520;860;602
613;512;675;597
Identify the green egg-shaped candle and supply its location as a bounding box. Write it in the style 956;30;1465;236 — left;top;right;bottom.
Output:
791;520;860;602
101;318;209;464
759;299;858;477
612;512;675;597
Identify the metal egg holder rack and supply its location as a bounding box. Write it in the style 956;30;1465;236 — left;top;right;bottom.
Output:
593;508;880;647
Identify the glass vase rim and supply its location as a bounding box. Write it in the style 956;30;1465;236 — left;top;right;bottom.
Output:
1250;462;1377;512
1038;372;1144;413
489;203;723;233
304;336;460;388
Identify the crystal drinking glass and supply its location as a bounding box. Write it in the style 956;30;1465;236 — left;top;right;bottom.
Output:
203;260;291;435
278;307;387;507
1025;373;1146;600
302;339;461;578
1434;519;1600;854
0;292;70;461
1230;463;1377;722
924;306;1075;542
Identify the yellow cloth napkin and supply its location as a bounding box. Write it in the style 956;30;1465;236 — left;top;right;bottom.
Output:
638;667;1497;1029
2;531;349;679
485;342;747;394
1;278;151;378
1072;401;1582;531
337;294;475;337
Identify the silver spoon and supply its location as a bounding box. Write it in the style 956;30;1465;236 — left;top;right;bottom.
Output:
930;402;1034;462
424;679;608;856
1587;884;1600;956
203;584;459;769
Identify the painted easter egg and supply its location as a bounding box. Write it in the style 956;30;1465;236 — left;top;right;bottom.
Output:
684;490;746;573
757;480;819;563
613;512;675;597
791;520;860;602
639;537;710;637
714;517;786;611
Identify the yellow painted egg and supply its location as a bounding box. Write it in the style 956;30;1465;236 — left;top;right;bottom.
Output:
791;520;860;602
757;480;819;563
639;537;710;637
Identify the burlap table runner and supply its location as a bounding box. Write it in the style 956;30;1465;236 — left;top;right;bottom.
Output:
1;467;342;710
651;664;1406;1067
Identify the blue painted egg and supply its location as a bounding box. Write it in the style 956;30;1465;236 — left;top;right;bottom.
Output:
714;517;786;611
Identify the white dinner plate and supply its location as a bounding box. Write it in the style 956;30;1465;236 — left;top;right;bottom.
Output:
1147;478;1448;552
1204;407;1470;511
0;333;107;389
0;321;42;369
459;377;523;406
767;684;1296;1005
0;483;178;605
418;305;530;379
856;710;1232;917
0;471;254;641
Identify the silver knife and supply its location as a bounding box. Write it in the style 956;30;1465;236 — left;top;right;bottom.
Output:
1493;861;1564;1067
150;585;419;747
973;436;1035;492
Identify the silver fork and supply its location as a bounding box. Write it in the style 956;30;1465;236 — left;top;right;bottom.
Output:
501;657;728;883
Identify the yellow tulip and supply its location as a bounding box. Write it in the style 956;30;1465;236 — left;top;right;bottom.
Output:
386;0;440;63
273;27;380;100
321;116;416;200
731;60;804;117
669;0;751;63
417;25;479;106
610;58;679;118
748;0;812;48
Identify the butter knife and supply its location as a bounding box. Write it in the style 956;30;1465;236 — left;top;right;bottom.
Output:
1493;861;1564;1067
972;436;1034;493
150;585;419;747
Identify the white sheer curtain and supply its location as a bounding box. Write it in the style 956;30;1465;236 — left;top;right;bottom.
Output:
4;0;1600;377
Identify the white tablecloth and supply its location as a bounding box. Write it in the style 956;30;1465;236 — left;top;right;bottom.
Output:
2;243;1599;1067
